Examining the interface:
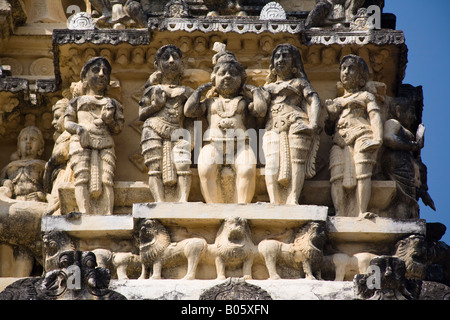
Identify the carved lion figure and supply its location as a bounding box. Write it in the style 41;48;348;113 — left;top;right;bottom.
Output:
330;252;378;281
209;216;256;280
394;234;428;279
258;221;327;280
329;234;428;281
138;219;207;280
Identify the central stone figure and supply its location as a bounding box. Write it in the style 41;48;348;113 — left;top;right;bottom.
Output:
185;51;267;204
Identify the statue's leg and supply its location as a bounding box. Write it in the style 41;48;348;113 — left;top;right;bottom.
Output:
142;136;165;202
173;139;192;202
198;144;222;203
286;134;311;205
234;145;256;204
262;130;281;204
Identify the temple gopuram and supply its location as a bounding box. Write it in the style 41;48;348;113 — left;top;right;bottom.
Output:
0;0;448;301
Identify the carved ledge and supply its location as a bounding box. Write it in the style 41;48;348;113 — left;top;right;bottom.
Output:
57;177;396;215
327;216;426;242
150;17;304;34
41;215;134;238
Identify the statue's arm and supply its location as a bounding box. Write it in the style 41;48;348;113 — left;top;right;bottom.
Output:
184;83;212;118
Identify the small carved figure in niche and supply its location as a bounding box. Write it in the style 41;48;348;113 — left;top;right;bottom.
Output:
138;219;207;280
382;86;435;219
64;57;124;215
325;55;383;218
90;0;148;28
305;0;366;29
208;217;256;280
258;221;327;280
139;45;194;202
184;50;267;204
0;126;46;202
263;44;322;205
44;96;74;215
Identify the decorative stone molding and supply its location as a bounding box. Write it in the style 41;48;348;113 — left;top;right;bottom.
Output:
199;278;272;300
150;17;304;34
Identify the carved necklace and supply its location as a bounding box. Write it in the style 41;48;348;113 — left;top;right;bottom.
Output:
216;97;241;118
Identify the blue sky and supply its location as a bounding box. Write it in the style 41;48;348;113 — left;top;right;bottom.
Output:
383;1;450;244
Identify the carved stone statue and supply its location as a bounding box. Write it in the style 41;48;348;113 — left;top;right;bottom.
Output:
263;44;322;205
44;97;73;215
0;126;46;202
203;0;247;17
90;0;148;28
258;221;327;280
64;57;124;215
305;0;366;28
184;50;267;204
0;250;127;300
354;255;421;300
208;217;256;280
382;85;435;219
325;54;383;218
139;45;194;202
138;219;207;280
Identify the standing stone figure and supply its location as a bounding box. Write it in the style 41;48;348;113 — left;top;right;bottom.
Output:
44;97;73;215
325;55;383;218
184;51;267;203
263;44;322;205
382;86;435;219
64;57;124;215
0;126;46;202
139;45;194;202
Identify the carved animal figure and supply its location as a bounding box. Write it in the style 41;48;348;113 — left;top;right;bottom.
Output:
394;234;428;280
93;249;141;280
258;221;327;280
208;217;257;280
330;235;429;281
331;252;378;281
138;219;207;280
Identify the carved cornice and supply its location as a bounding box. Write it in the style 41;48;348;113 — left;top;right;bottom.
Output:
52;29;150;46
150;17;304;34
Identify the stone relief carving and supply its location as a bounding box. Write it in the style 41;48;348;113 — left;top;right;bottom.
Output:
203;0;247;17
305;0;366;29
209;217;256;280
89;0;148;28
329;234;429;281
44;96;74;215
0;126;46;202
263;44;322;205
258;221;327;280
139;45;194;202
382;85;435;219
354;255;421;300
199;277;272;300
0;250;127;300
64;57;124;215
184;48;267;204
325;54;383;218
138;219;207;280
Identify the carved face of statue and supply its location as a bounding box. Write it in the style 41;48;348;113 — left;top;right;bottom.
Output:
84;59;110;95
52;106;65;133
273;47;294;80
340;58;360;90
214;62;243;97
17;127;44;160
158;47;182;75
